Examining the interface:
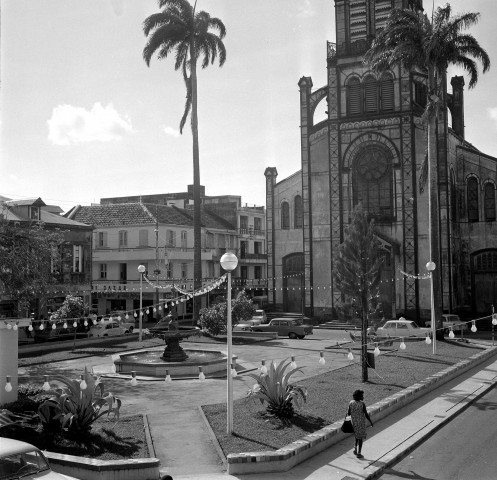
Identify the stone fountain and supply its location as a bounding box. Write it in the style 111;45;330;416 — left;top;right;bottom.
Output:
113;316;233;378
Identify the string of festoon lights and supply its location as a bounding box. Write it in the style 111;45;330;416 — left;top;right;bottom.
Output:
4;312;496;392
1;270;416;299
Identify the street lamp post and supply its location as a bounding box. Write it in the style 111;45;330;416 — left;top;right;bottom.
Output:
138;264;146;342
220;252;238;435
426;261;436;354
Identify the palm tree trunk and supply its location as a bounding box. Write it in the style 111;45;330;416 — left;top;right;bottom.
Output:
427;69;442;343
190;37;202;324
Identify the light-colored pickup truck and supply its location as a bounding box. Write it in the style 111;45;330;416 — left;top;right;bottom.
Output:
426;314;468;334
252;318;313;339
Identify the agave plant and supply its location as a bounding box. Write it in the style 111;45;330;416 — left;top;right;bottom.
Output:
38;367;121;433
247;359;307;419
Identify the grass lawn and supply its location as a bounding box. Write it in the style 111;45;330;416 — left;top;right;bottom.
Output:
202;340;484;457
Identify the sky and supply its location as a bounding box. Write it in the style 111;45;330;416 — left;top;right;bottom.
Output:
1;0;496;213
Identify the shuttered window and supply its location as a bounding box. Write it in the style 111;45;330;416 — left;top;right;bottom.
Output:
139;229;149;246
380;73;395;111
364;76;378;113
467;177;479;222
347;78;362;116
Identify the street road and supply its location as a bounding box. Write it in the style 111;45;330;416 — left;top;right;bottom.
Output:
379;384;497;480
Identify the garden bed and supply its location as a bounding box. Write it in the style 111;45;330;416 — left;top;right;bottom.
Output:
202;340;484;457
1;414;149;460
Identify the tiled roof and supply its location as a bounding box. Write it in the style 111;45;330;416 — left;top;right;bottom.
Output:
5;197;45;207
68;203;235;230
41;211;91;228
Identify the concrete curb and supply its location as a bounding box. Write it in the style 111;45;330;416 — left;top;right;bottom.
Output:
225;345;497;475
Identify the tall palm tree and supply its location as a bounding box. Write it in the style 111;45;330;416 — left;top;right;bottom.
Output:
364;3;489;340
143;0;226;321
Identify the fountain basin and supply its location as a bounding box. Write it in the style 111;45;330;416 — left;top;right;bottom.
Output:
114;349;237;377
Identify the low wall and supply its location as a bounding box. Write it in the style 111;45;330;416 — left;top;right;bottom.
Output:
226;345;497;475
46;453;160;480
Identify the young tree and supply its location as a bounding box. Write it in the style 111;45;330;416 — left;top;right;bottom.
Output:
199;291;256;336
363;3;490;339
50;294;88;322
333;205;383;382
143;0;227;322
0;219;64;317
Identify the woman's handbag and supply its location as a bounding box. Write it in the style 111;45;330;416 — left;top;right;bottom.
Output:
341;415;354;433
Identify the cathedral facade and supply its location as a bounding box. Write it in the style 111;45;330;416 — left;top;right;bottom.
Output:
265;0;497;323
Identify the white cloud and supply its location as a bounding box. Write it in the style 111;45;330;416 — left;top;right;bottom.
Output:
488;107;497;129
47;103;134;145
163;126;180;137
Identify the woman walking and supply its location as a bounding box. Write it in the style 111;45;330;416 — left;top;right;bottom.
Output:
348;389;374;458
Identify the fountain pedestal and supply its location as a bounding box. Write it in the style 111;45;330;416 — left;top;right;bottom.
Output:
162;336;188;361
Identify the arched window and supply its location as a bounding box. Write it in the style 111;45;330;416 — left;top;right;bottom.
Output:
364;75;378;113
467;177;479;222
347;77;362;116
294;195;303;228
353;145;393;220
484;183;496;221
281;202;290;229
380;73;395;111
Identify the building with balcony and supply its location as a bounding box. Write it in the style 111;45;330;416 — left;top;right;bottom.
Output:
102;187;268;306
0;197;93;318
66;202;237;317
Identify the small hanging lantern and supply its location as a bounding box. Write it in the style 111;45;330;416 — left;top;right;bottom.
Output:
492;314;497;326
319;352;326;365
84;319;88;327
425;334;432;345
399;338;406;350
73;321;78;328
347;349;354;360
290;356;297;369
63;321;68;329
134;312;138;318
260;360;268;375
198;367;205;381
130;371;138;386
374;343;381;357
52;323;57;330
165;370;172;382
449;328;455;339
42;375;51;391
28;323;33;332
231;364;237;377
5;376;12;392
80;374;87;390
471;320;477;333
13;322;18;331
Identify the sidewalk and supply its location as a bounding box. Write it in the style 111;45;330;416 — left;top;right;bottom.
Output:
169;352;497;480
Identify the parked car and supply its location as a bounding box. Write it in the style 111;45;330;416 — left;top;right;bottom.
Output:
425;314;468;333
233;324;253;333
253;318;313;339
88;320;125;338
249;309;267;325
0;437;80;479
376;319;431;338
